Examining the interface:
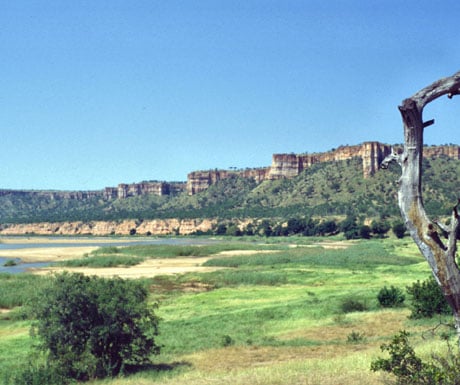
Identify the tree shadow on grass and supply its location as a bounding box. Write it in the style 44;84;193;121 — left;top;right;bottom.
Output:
125;361;193;376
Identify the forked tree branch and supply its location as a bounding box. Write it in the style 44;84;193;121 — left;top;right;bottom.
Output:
382;70;460;341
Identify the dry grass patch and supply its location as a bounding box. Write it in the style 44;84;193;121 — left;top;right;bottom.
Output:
182;344;368;372
278;309;410;343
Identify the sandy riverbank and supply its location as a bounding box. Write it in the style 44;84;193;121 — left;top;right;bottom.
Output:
0;237;243;278
0;236;145;263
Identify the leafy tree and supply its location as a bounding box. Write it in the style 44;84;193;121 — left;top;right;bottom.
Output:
286;217;306;235
316;220;338;236
371;220;391;238
257;220;273;237
392;221;407;238
215;224;227;235
359;225;372;239
30;273;160;380
226;224;242;236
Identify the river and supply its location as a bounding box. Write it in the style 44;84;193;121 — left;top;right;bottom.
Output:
0;237;218;274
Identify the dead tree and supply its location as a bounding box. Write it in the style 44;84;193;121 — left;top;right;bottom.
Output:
382;70;460;339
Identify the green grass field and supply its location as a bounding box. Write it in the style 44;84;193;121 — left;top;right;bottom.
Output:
0;236;453;385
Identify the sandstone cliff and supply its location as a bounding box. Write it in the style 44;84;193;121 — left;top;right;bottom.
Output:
0;218;217;236
187;141;393;194
1;142;458;201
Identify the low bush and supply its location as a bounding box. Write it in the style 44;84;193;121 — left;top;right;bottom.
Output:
377;285;405;308
406;276;451;318
371;330;460;385
4;362;68;385
340;297;368;313
59;255;144;268
347;331;366;344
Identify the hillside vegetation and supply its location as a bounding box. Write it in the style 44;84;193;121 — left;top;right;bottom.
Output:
0;157;458;223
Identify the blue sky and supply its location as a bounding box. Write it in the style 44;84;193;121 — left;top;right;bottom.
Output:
1;1;459;190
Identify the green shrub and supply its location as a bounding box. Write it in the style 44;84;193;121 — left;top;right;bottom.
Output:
340;297;368;313
359;225;372;239
4;362;68;385
30;272;160;381
377;285;405;308
221;335;235;347
371;220;391;238
392;222;407;238
60;255;144;268
347;331;366;344
371;330;460;385
406;276;451;318
371;331;433;384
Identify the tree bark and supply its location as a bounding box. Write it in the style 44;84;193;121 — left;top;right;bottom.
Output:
386;70;460;340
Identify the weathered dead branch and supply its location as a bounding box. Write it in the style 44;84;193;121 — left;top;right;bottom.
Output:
382;70;460;340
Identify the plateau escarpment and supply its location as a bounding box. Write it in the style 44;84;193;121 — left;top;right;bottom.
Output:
187;141;392;194
0;142;459;203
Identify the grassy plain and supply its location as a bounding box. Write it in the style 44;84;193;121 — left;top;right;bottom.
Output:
0;236;453;385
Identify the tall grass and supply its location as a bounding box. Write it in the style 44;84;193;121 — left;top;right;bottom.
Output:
98;242;286;259
204;240;422;269
59;255;144;268
0;238;437;385
0;274;51;309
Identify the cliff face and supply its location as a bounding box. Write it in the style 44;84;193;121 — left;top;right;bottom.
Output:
0;218;217;236
424;145;460;159
1;142;458;200
187;142;393;194
187;168;270;195
105;181;186;199
0;189;102;200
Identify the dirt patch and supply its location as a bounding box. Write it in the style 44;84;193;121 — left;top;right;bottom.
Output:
32;256;223;279
215;250;278;257
314;241;351;249
0;246;99;263
21;248;278;278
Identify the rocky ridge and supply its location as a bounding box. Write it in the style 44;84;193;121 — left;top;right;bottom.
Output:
0;142;458;202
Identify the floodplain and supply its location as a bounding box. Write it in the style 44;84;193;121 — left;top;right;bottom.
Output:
0;236;452;384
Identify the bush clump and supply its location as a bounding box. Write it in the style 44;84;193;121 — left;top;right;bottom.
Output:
29;272;160;381
371;330;460;385
377;285;405;308
340;297;368;313
406;276;451;318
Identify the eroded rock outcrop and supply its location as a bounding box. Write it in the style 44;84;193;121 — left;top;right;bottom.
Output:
0;218;218;236
187;141;394;194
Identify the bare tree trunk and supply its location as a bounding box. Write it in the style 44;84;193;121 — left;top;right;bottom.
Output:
383;70;460;340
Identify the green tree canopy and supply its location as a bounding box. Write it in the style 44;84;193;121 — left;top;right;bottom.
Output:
30;273;160;380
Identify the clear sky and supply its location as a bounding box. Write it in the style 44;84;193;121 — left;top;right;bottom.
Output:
1;1;460;190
